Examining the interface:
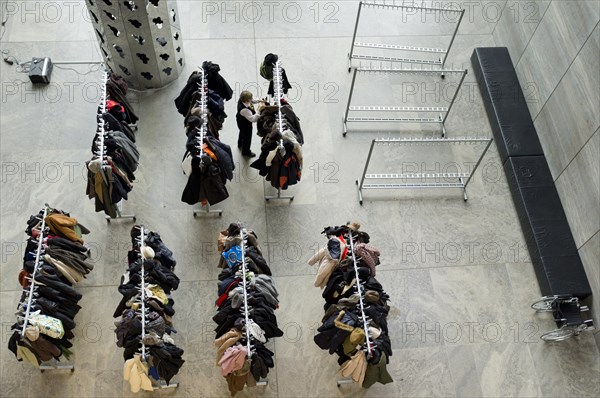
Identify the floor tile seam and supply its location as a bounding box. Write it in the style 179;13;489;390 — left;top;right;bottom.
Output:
489;0;510;37
514;0;554;68
438;341;459;397
1;40;96;44
525;342;566;398
531;19;600;127
552;125;599;184
576;229;599;252
180;32;493;41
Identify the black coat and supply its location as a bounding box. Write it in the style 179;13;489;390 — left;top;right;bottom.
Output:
203;61;233;101
181;157;229;206
206;136;234;181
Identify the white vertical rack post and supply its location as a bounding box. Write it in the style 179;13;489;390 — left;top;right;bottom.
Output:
137;225;179;390
356;137;494;204
265;60;294;202
193;68;224;217
138;225;147;361
17;205;75;372
348;1;465;73
337;228;374;387
100;71;136;223
343;68;468;138
239;227;268;386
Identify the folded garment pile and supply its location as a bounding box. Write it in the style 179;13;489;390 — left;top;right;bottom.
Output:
114;225;184;393
213;223;282;396
7;206;92;367
309;222;394;388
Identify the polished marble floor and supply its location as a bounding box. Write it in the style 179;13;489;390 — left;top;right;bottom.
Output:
0;1;599;397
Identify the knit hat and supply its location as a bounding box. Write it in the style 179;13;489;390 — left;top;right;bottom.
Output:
343;327;366;355
254;275;278;298
141;246;155;260
338;293;360;307
364;290;380;303
230;287;243;309
368;326;381;339
347;221;361;231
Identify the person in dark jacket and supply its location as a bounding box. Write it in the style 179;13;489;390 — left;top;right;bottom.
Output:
235;91;264;158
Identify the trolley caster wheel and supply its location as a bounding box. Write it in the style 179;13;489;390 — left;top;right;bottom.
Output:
193;213;197;218
40;370;45;373
266;199;270;202
132;217;136;222
343;133;347;137
290;198;294;202
106;219;111;223
355;180;358;185
359;200;363;206
218;213;223;217
441;74;445;79
71;368;75;373
348;67;351;73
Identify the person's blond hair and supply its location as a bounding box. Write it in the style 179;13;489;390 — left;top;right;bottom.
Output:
239;91;253;103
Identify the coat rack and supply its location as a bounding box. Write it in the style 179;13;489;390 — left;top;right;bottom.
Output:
134;225;179;390
337;228;375;386
348;0;465;72
15;205;75;372
97;71;136;223
192;68;224;217
356;137;494;204
265;60;294;202
343;67;468;137
238;226;268;386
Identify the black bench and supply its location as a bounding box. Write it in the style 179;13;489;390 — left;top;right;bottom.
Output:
472;47;592;299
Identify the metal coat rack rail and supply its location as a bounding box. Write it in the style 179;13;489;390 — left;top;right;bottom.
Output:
193;68;223;217
343;67;468;138
348;0;465;72
238;227;268;386
265;60;294;202
16;205;75;372
135;225;178;390
337;228;375;387
356;137;494;204
97;71;136;223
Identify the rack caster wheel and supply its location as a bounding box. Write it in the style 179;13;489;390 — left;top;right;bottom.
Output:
132;217;136;222
290;198;294;202
219;213;223;217
343;133;347;137
106;219;111;223
359;201;363;206
71;368;75;373
193;213;197;218
40;370;45;373
265;199;270;202
355;180;358;185
441;74;445;79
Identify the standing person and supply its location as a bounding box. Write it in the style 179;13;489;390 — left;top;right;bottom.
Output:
236;91;263;158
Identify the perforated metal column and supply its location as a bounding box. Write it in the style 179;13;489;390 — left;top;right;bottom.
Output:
86;0;184;89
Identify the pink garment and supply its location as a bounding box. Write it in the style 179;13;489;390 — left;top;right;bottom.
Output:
217;345;247;376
